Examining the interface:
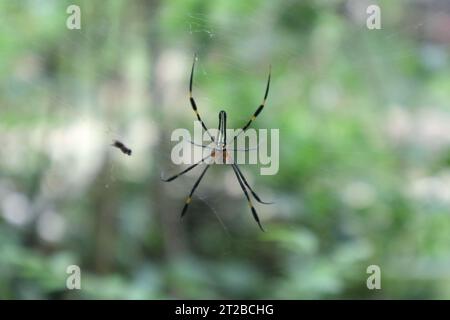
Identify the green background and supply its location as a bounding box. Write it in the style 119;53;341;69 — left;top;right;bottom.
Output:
1;0;450;299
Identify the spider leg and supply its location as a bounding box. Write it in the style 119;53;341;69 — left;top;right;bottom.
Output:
231;66;271;144
161;155;211;182
232;164;273;205
231;165;265;232
189;54;215;142
180;164;210;217
187;139;216;150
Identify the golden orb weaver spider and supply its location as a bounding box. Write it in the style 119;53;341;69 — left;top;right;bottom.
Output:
161;55;272;231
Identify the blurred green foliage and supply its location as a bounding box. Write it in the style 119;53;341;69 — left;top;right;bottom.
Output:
1;0;450;299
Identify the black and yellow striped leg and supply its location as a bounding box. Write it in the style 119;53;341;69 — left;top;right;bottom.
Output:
232;164;273;205
189;54;215;142
232;66;271;144
161;155;210;182
231;165;265;232
181;164;210;217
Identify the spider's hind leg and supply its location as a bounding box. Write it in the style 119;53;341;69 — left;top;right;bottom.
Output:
180;164;210;217
231;165;265;232
232;164;273;205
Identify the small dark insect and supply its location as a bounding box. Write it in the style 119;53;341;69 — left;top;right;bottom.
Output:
112;140;132;156
161;55;272;231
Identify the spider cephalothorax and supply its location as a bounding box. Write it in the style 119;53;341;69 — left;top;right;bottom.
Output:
162;55;272;231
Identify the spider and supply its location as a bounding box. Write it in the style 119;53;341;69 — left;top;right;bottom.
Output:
161;55;272;231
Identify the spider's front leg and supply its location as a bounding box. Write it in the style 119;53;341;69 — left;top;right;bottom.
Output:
189;54;215;142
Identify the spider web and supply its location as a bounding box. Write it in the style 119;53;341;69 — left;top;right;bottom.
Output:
2;1;444;292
